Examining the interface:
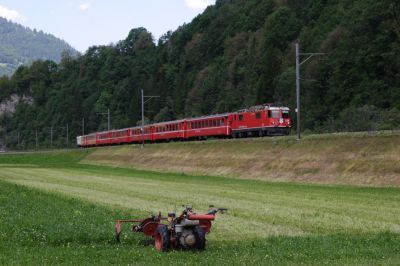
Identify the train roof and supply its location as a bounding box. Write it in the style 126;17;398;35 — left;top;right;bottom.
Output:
186;113;230;121
236;103;290;113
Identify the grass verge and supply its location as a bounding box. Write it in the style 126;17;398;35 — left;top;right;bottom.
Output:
82;132;400;187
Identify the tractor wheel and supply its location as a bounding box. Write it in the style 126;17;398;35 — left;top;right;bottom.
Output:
154;225;169;252
193;225;206;250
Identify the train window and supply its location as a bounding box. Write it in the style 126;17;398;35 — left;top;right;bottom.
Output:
221;119;225;126
256;112;261;119
239;114;243;121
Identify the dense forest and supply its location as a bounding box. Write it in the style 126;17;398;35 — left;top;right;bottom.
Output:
0;0;400;149
0;17;77;76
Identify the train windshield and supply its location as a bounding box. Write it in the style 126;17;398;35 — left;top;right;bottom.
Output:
282;111;289;119
269;110;280;118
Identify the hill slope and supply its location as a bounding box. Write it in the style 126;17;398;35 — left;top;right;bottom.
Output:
83;132;400;187
0;17;77;76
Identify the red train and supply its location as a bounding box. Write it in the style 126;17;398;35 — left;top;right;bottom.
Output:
76;104;291;147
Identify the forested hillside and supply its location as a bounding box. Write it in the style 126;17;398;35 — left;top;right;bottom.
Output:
0;17;77;76
1;0;400;149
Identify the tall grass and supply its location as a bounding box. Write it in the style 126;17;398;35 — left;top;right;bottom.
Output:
82;132;400;187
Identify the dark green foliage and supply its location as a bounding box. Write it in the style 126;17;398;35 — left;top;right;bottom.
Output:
1;0;399;149
0;17;77;76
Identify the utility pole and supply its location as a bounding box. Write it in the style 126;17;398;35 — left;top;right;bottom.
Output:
3;126;6;151
295;43;301;141
17;131;20;148
108;109;110;132
66;123;69;146
98;109;111;131
82;117;85;136
35;129;38;149
50;126;53;148
141;89;159;148
295;43;324;140
141;90;144;148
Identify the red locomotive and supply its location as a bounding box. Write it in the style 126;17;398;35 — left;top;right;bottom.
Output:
77;104;291;147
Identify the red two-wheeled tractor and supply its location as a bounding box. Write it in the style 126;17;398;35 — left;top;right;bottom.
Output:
115;205;227;251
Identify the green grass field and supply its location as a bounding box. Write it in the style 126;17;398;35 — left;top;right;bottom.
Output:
0;150;399;265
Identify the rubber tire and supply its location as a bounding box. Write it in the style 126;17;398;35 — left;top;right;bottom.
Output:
193;225;206;250
154;225;169;252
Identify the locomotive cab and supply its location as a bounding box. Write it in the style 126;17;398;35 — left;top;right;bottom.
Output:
232;104;291;137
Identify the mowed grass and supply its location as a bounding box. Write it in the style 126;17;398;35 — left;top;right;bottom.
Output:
0;151;400;265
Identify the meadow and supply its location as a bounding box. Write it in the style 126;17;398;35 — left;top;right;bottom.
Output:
0;150;399;265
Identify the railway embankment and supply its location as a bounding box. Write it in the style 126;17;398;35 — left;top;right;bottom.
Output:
82;131;400;187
